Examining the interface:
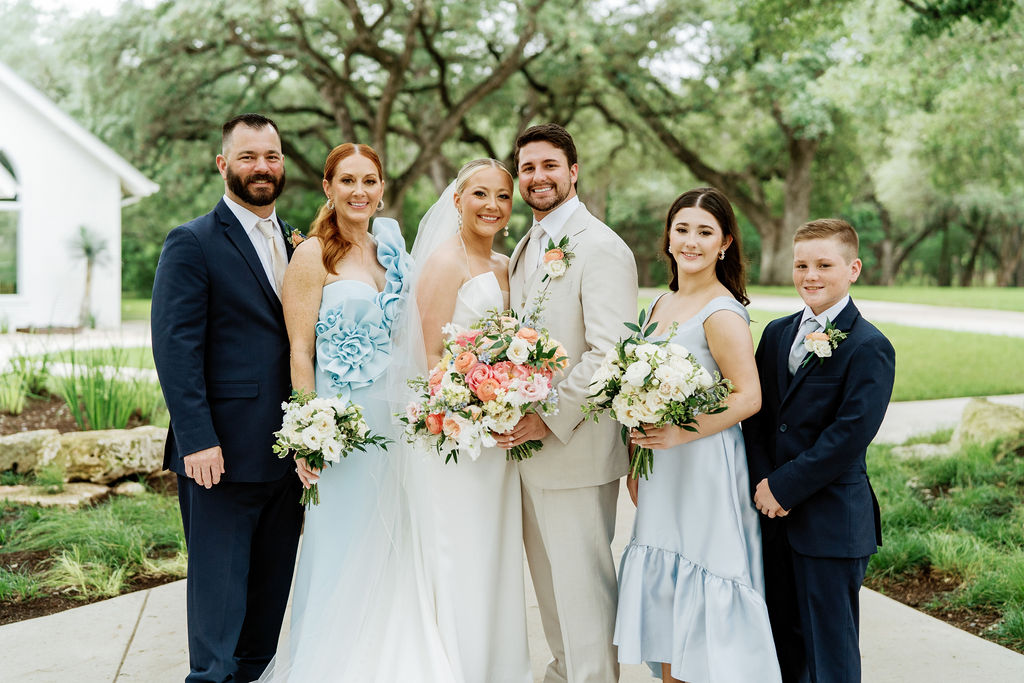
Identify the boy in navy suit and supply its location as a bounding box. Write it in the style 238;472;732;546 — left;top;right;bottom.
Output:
744;219;895;683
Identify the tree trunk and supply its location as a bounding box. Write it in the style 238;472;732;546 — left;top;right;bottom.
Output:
760;137;817;285
959;212;988;286
996;224;1024;287
937;220;953;287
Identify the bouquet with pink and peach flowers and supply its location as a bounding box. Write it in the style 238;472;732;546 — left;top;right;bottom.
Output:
400;309;567;463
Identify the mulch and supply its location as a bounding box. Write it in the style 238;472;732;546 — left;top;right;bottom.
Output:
0;395;151;437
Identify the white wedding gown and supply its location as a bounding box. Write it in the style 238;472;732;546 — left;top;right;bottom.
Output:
412;270;532;683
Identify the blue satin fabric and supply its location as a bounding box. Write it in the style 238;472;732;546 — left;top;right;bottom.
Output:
614;296;781;682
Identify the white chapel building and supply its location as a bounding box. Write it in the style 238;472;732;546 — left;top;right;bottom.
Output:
0;60;158;329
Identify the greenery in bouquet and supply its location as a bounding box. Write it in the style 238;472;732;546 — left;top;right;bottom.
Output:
583;310;733;479
400;308;567;464
273;389;392;506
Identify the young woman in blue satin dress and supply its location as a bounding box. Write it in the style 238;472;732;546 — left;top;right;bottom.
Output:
614;187;781;683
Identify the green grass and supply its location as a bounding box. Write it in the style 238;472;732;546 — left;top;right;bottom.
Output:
746;285;1024;313
0;492;186;600
0;567;42;602
121;298;152;321
867;438;1024;651
44;346;155;370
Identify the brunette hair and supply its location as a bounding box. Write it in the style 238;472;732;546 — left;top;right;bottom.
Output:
221;113;279;152
662;187;749;306
310;143;385;274
513;123;578;190
794;218;860;263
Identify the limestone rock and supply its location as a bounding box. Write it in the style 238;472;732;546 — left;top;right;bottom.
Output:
952;398;1024;447
890;443;955;460
0;429;60;474
112;481;147;496
0;482;108;507
55;426;167;484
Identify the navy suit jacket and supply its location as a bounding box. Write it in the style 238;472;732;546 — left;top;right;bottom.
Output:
743;299;895;558
151;199;296;482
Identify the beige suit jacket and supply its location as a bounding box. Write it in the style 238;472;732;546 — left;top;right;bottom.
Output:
510;204;638;489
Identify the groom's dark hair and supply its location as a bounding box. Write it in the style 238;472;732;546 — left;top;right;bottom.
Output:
513;123;578;175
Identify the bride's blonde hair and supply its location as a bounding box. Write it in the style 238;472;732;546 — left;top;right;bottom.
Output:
454;158;512;194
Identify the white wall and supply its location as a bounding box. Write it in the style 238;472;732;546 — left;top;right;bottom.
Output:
0;81;122;329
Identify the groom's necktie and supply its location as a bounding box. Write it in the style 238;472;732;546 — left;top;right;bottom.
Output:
524;222;545;279
256;218;287;295
788;317;821;375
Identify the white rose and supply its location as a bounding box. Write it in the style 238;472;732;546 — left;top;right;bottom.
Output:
622;360;652;387
507;337;531;364
405;402;421;422
654;363;680;384
590;364;615;390
603;347;619;364
544;258;568;278
635;343;659;361
805;339;832;358
323;439;343;463
666;343;689;358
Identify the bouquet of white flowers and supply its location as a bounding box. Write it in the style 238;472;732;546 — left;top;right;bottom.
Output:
583;310;733;479
273;389;392;506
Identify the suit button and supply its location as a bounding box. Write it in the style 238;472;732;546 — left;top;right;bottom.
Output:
779;424;788;432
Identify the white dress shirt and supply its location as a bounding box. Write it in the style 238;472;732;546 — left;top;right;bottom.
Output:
223;194;287;295
795;295;851;340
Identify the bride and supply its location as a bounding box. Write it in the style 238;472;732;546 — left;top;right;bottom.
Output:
261;155;529;681
412;158;532;682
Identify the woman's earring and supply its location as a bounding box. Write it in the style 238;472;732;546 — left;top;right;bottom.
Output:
326;198;335;211
719;248;726;261
503;225;509;237
377;199;385;212
457;214;463;229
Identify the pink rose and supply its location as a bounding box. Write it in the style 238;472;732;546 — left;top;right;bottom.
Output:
405;402;421;422
519;375;550;403
456;330;481;348
442;416;461;437
465;362;493;391
510;363;531;380
491;361;514;387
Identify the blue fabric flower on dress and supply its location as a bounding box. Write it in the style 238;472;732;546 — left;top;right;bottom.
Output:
313;217;411;398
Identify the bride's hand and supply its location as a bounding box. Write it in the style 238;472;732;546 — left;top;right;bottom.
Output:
294;457;320;489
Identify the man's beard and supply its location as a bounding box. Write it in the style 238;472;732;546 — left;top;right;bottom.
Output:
522;181;569;213
226;167;286;206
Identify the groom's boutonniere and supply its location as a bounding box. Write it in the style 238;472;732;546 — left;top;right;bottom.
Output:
541;236;575;282
282;223;307;248
800;320;848;368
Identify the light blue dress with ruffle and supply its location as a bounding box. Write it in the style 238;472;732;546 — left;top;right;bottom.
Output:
285;218;416;673
614;296;782;682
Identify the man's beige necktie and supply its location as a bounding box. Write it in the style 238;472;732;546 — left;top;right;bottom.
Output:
256;219;287;294
524;223;546;279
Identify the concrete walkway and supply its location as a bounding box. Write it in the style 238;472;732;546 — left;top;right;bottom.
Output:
5;475;1024;682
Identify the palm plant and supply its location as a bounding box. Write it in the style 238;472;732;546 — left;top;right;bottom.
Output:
69;225;109;328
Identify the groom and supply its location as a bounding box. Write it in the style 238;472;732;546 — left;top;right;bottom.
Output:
504;123;638;683
151;113;303;683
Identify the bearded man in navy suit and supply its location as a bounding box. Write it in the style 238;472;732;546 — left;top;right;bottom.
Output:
743;218;895;683
152;114;303;683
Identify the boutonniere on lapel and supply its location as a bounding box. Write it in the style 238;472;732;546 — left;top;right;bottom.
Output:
800;320;848;368
282;223;307;248
541;236;575;282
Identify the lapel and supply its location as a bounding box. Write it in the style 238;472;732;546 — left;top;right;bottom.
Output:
517;205;591;309
281;218;297;260
781;300;861;408
775;312;802;404
216;200;283;313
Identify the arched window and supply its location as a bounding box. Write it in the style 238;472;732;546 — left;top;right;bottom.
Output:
0;150;18;294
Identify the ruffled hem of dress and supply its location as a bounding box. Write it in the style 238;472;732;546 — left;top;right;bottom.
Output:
614;542;781;683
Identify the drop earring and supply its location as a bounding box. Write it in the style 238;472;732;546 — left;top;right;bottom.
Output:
503;225;509;237
457;214;463;229
377;199;385;212
326;198;335;211
719;248;726;261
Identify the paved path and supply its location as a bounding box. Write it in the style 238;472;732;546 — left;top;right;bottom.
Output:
5;477;1024;682
640;288;1024;338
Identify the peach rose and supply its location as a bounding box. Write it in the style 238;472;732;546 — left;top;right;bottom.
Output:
491;361;514;387
806;331;830;342
290;232;306;247
454;351;477;374
516;327;540;344
543;248;564;263
428;368;444;394
425;413;445;435
475;378;501;402
442;416;461;437
465;362;493;391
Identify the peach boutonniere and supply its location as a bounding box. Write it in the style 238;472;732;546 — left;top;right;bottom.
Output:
542;235;575;282
800;320;848;368
282;222;306;247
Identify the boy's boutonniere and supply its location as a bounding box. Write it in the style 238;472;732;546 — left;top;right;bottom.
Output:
282;223;306;248
541;235;575;282
801;320;847;367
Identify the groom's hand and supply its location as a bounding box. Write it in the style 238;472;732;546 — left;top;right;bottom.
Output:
502;413;551;448
184;446;225;489
754;478;789;518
